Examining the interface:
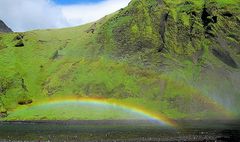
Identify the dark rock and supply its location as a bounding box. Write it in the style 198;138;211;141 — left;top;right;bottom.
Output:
0;111;8;118
191;11;197;17
13;34;24;41
201;7;217;37
212;16;218;23
86;23;97;34
212;48;238;68
158;44;165;52
0;20;12;33
222;12;233;17
18;99;33;105
51;50;59;60
201;7;212;27
15;40;24;47
21;78;28;92
159;12;169;43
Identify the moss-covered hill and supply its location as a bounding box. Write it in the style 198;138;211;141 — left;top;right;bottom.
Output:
0;0;239;120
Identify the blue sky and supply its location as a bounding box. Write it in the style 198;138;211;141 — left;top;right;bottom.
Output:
53;0;103;5
0;0;130;32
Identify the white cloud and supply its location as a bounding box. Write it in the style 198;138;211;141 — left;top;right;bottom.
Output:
0;0;130;32
0;0;69;32
61;0;131;26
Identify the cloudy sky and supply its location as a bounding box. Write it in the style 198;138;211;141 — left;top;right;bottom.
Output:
0;0;131;32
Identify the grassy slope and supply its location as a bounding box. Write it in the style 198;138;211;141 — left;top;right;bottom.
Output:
99;0;240;116
0;0;239;120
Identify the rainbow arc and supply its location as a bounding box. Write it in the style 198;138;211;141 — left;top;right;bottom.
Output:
12;97;178;127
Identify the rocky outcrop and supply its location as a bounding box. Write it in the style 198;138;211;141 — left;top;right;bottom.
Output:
13;34;25;47
0;20;12;33
99;0;240;69
18;99;33;105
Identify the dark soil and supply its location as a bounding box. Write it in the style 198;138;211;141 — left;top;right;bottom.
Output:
0;120;239;142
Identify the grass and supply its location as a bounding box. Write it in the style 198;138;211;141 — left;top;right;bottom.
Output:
0;0;240;120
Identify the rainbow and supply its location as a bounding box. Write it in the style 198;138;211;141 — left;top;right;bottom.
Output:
15;97;177;127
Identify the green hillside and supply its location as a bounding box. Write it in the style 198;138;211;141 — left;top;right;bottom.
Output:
0;0;239;120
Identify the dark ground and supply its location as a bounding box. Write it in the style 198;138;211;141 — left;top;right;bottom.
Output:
0;120;239;142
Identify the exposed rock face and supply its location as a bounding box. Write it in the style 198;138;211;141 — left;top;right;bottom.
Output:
0;20;12;33
99;0;240;69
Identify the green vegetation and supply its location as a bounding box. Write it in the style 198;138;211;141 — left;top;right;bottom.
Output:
0;0;240;120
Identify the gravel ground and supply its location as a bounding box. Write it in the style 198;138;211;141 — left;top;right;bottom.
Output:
0;120;239;142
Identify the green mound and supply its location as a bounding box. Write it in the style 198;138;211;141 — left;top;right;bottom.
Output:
0;0;239;120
